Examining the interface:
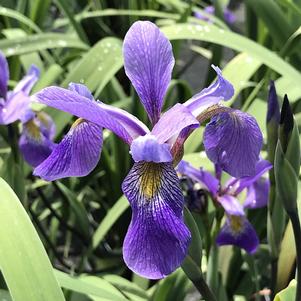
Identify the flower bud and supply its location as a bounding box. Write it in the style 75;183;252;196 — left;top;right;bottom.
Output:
275;95;300;213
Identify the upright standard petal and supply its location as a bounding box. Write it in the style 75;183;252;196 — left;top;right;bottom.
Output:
130;135;172;163
183;66;234;117
151;104;199;144
216;216;259;253
204;110;263;177
177;161;219;197
0;51;9;99
13;65;40;95
34;119;102;181
122;162;191;279
244;177;270;209
19;117;56;167
0;91;30;125
123;21;175;124
33;86;149;144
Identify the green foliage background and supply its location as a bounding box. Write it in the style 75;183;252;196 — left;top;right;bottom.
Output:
0;0;301;300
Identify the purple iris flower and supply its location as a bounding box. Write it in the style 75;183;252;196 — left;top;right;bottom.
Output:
19;110;56;167
33;21;263;278
194;5;236;24
178;159;272;253
0;51;55;167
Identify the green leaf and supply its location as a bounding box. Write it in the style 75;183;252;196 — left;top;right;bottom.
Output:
31;64;64;94
0;33;88;57
276;76;301;102
92;195;129;249
245;0;294;47
54;9;179;29
55;270;128;301
0;290;11;301
55;182;91;238
274;280;297;301
0;6;41;33
222;53;262;104
0;153;26;201
54;0;88;43
184;207;202;266
161;23;301;87
103;275;149;301
62;37;123;93
276;181;301;291
274;142;298;212
0;178;65;301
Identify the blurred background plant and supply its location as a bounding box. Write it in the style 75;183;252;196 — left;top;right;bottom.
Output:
0;0;301;300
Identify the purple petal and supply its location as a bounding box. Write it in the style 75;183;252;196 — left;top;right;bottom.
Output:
123;21;175;124
19;118;55;167
130;135;172;163
244;177;270;209
35;111;56;140
151;104;199;144
224;8;236;24
183;66;234;117
0;91;30;125
204;110;263;178
0;51;9;99
267;81;280;124
122;162;191;279
33;86;149;144
68;82;93;100
216;216;259;254
34;119;102;181
235;159;272;194
177;160;219;197
217;195;244;216
14;65;40;95
194;6;214;22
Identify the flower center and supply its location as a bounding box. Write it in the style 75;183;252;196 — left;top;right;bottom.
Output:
229;215;243;235
24;119;41;141
139;162;163;199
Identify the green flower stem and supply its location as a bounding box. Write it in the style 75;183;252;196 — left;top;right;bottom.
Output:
288;210;301;301
182;255;217;301
192;275;217;301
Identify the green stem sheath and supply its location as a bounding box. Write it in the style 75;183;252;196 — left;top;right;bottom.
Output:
289;210;301;301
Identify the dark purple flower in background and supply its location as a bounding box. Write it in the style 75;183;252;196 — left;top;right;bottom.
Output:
33;21;263;278
178;159;272;253
194;5;236;24
19;111;56;167
0;51;55;167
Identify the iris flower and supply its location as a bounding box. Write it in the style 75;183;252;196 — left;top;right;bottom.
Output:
0;51;55;167
19;110;56;167
33;21;263;278
178;159;272;253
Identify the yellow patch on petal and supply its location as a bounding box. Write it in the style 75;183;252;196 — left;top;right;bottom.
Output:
229;215;244;235
24;119;41;141
71;118;85;129
139;162;163;199
36;111;50;128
